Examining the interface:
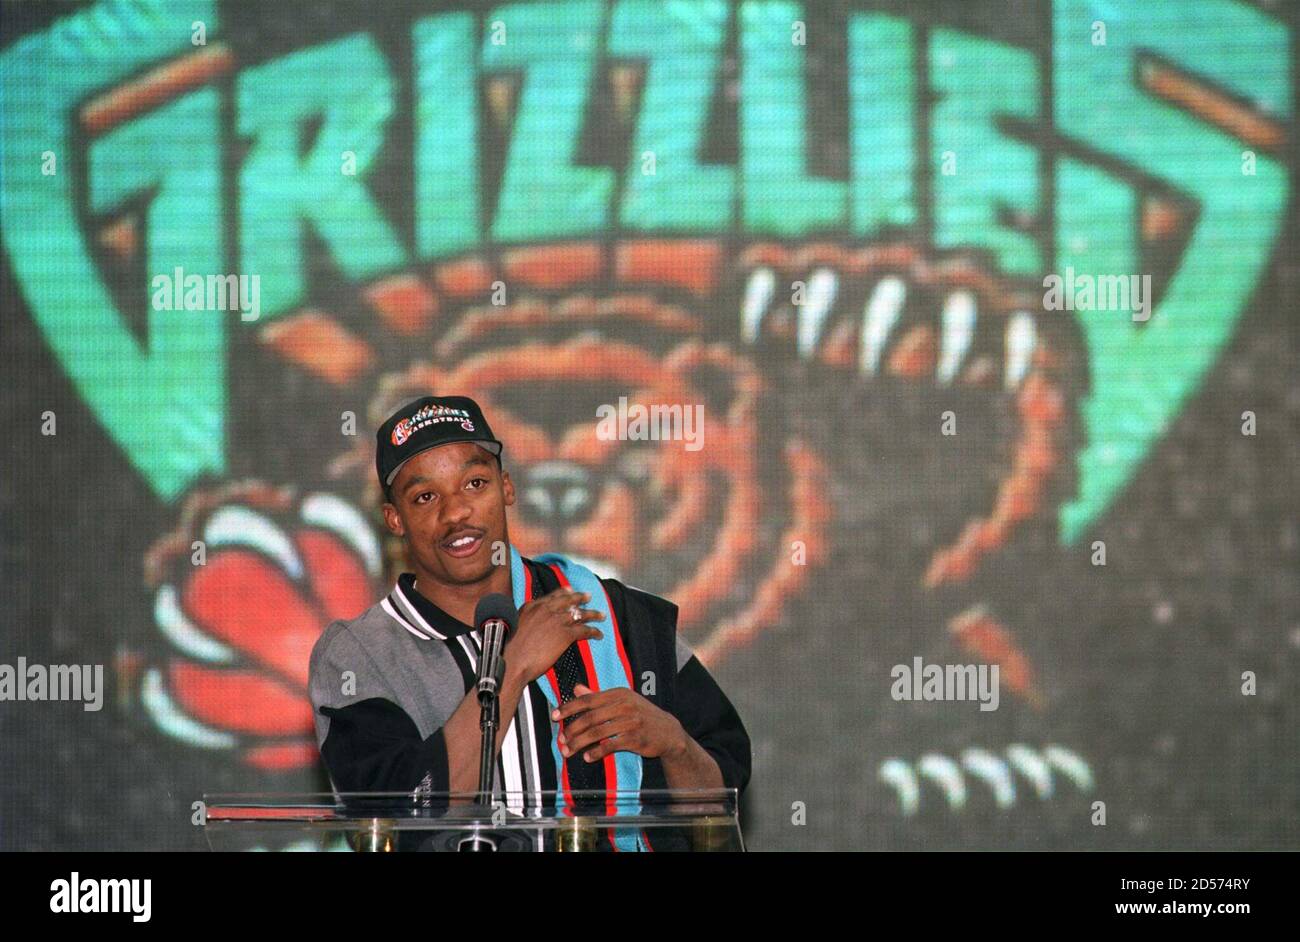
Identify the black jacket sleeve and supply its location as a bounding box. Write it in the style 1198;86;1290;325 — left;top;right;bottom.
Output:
613;582;753;796
673;654;753;795
318;698;450;794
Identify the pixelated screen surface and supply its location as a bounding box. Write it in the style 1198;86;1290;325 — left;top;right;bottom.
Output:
0;0;1295;850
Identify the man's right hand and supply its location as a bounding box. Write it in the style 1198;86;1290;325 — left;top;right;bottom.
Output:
505;588;605;684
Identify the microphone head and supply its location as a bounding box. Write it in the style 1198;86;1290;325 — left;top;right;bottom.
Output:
474;592;518;633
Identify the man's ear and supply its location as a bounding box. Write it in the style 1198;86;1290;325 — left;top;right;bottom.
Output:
381;500;406;537
501;467;515;506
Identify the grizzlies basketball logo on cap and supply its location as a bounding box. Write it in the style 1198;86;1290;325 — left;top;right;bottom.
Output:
376;395;503;490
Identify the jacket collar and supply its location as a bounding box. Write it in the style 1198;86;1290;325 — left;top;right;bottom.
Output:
383;572;478;640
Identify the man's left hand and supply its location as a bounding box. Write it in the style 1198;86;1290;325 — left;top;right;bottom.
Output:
552;684;687;763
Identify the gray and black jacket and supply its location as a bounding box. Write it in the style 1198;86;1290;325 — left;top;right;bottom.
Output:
308;556;751;820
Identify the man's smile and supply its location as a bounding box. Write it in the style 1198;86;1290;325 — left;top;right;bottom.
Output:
440;527;485;559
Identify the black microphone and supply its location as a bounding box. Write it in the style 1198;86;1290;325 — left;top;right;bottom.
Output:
473;593;517;705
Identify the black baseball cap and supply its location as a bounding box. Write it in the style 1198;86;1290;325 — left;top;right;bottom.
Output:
376;395;503;492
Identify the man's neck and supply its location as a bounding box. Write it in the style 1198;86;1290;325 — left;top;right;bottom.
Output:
411;563;513;628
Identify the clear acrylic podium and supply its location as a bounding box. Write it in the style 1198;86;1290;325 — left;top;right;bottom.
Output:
202;789;743;852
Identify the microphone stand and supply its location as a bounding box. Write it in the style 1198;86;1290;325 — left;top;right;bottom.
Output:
461;654;504;853
460;606;512;852
476;658;503;804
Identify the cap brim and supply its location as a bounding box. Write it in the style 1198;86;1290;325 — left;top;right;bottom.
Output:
384;438;503;486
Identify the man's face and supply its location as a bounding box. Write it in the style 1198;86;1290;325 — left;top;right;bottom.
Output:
382;441;515;586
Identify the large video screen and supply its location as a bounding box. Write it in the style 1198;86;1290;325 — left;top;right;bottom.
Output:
1;0;1295;850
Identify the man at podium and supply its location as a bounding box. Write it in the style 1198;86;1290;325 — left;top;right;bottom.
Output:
308;395;751;850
